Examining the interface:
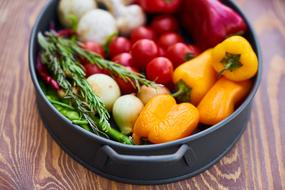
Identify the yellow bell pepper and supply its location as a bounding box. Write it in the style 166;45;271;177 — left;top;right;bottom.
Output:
173;49;217;106
133;95;199;144
197;77;252;125
212;36;258;81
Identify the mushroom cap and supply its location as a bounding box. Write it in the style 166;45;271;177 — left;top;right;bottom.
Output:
58;0;97;27
77;9;118;45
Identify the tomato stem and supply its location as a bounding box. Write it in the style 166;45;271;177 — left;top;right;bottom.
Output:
184;52;194;61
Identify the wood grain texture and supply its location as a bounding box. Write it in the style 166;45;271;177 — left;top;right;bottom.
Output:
0;0;284;189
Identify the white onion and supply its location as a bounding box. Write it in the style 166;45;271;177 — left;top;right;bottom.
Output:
113;94;144;135
87;74;121;111
137;85;170;105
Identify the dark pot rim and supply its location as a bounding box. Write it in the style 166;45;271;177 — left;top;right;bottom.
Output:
29;0;262;151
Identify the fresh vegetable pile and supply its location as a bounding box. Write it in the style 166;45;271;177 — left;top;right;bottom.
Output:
36;0;258;145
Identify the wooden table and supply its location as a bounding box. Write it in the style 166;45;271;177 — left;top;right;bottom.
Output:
0;0;284;189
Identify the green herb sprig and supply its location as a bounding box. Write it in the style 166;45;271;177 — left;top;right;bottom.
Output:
51;33;155;90
38;32;147;144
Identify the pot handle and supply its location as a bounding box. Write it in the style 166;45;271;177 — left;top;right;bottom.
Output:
95;144;193;167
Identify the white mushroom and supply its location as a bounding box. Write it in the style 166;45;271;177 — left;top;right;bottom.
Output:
97;0;146;35
77;9;118;45
58;0;97;28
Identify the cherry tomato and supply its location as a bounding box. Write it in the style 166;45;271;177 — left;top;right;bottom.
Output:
83;63;107;77
82;42;105;58
131;39;159;71
165;43;194;68
146;57;173;85
112;53;134;67
139;0;182;14
109;37;131;58
131;26;156;43
158;32;183;50
115;66;139;94
151;15;179;35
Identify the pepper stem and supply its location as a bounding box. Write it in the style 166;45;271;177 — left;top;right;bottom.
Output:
218;52;243;78
172;80;192;103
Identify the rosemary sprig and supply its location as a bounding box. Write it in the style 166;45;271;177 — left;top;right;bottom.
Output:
39;37;106;131
46;32;155;90
38;33;133;144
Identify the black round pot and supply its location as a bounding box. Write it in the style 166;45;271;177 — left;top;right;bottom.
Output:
29;0;262;185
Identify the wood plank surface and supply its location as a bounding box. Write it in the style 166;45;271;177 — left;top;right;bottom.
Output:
0;0;284;189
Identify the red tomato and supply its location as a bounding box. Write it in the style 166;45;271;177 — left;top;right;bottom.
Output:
82;42;105;58
112;53;133;67
109;37;131;58
146;57;173;85
158;32;183;50
131;26;156;43
165;43;194;68
131;39;159;71
83;63;107;77
139;0;182;14
115;66;139;94
151;15;179;35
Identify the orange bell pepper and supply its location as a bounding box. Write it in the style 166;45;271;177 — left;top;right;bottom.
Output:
212;36;258;81
133;95;199;144
197;77;252;125
173;49;217;106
